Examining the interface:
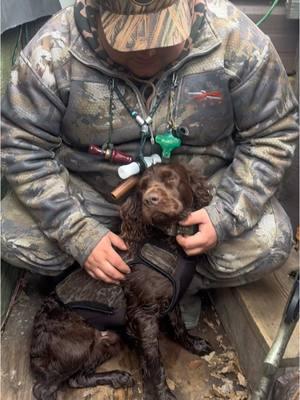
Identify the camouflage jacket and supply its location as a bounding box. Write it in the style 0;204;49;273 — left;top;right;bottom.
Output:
1;0;298;265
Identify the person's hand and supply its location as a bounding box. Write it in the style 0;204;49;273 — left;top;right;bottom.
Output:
176;209;217;256
84;231;130;283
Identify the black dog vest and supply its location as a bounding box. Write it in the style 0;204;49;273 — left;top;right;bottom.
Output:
56;241;197;332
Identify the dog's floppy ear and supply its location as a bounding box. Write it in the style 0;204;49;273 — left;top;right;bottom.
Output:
185;166;212;209
120;190;147;250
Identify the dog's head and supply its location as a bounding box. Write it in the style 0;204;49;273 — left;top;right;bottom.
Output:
120;162;211;250
139;163;196;225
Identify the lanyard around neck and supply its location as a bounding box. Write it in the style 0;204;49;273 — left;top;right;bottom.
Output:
112;73;182;161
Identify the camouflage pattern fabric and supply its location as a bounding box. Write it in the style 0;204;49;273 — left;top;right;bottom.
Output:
1;0;298;270
99;0;194;52
1;168;293;285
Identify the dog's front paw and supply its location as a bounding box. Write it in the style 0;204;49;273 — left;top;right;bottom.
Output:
165;389;177;400
111;371;135;389
184;334;213;356
33;383;57;400
159;388;177;400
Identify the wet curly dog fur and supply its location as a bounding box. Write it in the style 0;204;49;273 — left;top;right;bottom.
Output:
30;162;212;400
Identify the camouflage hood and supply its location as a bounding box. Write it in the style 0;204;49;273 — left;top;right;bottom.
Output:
74;0;207;67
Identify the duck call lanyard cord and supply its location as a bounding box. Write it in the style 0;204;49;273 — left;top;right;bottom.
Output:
107;73;178;163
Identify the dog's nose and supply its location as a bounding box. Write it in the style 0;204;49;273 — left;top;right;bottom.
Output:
143;192;161;206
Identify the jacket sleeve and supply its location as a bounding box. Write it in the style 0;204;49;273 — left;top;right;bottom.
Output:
205;39;299;242
1;53;110;266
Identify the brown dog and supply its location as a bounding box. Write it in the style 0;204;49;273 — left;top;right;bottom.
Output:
30;162;212;400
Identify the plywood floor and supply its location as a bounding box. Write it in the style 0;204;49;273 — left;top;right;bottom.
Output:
1;275;249;400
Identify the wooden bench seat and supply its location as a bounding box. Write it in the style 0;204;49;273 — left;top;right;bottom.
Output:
213;249;299;389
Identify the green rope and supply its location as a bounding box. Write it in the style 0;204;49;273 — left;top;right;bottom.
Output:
11;25;23;66
256;0;281;26
23;23;30;47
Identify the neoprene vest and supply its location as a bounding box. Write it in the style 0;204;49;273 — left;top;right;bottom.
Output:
56;241;197;331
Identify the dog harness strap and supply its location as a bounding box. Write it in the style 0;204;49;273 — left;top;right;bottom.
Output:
129;244;197;315
63;300;127;331
129;256;178;315
174;251;197;300
67;301;115;314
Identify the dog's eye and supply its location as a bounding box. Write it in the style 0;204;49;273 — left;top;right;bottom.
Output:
161;172;177;184
164;174;178;184
166;176;176;183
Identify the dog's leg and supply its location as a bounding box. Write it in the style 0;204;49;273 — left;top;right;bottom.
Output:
132;314;176;400
67;331;134;390
163;305;212;356
32;380;62;400
68;370;134;389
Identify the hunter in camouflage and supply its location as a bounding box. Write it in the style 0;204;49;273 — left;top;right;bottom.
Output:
1;0;298;315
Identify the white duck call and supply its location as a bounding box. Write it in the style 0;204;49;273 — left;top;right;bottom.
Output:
118;154;161;180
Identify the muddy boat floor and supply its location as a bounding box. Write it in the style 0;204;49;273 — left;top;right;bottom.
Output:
1;273;249;400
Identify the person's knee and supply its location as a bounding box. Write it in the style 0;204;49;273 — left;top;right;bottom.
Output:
264;227;292;274
206;198;293;279
267;198;293;268
1;218;73;276
1;191;74;275
1;239;74;276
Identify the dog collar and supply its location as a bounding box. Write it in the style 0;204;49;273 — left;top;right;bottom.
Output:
152;223;198;237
